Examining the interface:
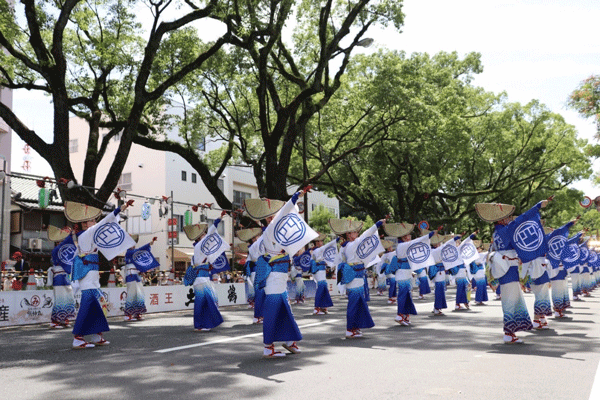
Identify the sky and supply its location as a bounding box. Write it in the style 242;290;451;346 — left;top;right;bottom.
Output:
9;0;600;194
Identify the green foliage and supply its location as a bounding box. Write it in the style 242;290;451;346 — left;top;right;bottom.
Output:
308;205;336;235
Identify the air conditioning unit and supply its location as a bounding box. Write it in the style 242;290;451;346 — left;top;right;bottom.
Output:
28;238;43;250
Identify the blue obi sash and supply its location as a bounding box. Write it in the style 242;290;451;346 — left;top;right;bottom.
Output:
469;262;483;276
53;273;70;286
311;261;327;274
255;255;290;289
341;263;365;285
244;261;256;277
183;264;211;286
428;263;444;280
126;274;141;283
72;254;99;282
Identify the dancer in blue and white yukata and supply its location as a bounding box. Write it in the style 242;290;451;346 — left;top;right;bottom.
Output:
469;246;489;306
310;234;336;315
66;200;135;349
184;214;230;332
47;225;76;329
330;217;383;338
476;200;549;343
429;233;448;315
291;248;310;304
236;228;263;311
247;189;316;358
579;241;593;297
385;223;435;326
453;233;480;310
376;241;395;296
547;221;576;318
123;237;158;321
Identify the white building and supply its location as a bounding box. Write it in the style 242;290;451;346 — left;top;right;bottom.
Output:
0;66;12;263
68;116;339;270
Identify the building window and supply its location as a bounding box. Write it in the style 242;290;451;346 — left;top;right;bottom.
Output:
118;172;132;191
191;173;197;183
181;171;187;181
172;214;185;232
233;190;251;209
69;139;78;153
197;137;206;152
207;218;225;236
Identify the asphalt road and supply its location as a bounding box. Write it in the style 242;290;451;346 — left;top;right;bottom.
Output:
1;287;599;400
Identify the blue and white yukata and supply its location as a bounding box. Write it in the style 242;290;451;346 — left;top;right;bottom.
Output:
310;256;334;312
256;192;312;349
490;213;541;336
185;219;226;331
290;263;305;303
429;246;447;313
470;255;489;303
376;251;393;296
390;235;426;323
48;255;76;327
522;257;552;321
249;236;267;322
122;250;148;319
71;208;124;338
340;222;382;334
184;262;223;330
416;267;431;298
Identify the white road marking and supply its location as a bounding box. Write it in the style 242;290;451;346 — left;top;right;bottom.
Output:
155;319;340;353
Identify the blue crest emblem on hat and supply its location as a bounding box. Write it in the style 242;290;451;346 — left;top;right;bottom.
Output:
133;250;154;267
563;243;580;263
94;223;125;248
357;235;379;259
513;221;543;252
274;214;306;246
547;236;566;260
58;244;77;265
441;244;459;263
407;242;430;264
461;243;477;259
323;247;336;262
201;233;223;255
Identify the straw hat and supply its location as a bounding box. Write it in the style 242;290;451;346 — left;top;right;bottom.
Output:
474;203;516;223
130;234;139;243
380;239;395;250
47;225;70;242
383;223;414;238
183;223;208;241
236;242;249;253
236;228;262;242
328;218;364;235
472;239;482;248
313;232;327;242
481;243;491;251
64;201;102;223
543;227;553;235
244;198;285;221
430;232;445;246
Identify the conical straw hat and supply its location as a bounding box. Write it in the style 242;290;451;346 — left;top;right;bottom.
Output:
328;218;363;235
244;198;285;220
384;223;414;238
183;223;208;241
543;227;553;235
474;203;515;223
313;232;327;242
64;201;102;223
236;228;262;242
481;243;491;251
430;232;445;246
47;225;70;242
472;239;482;248
380;239;395;250
130;234;139;243
236;242;249;253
